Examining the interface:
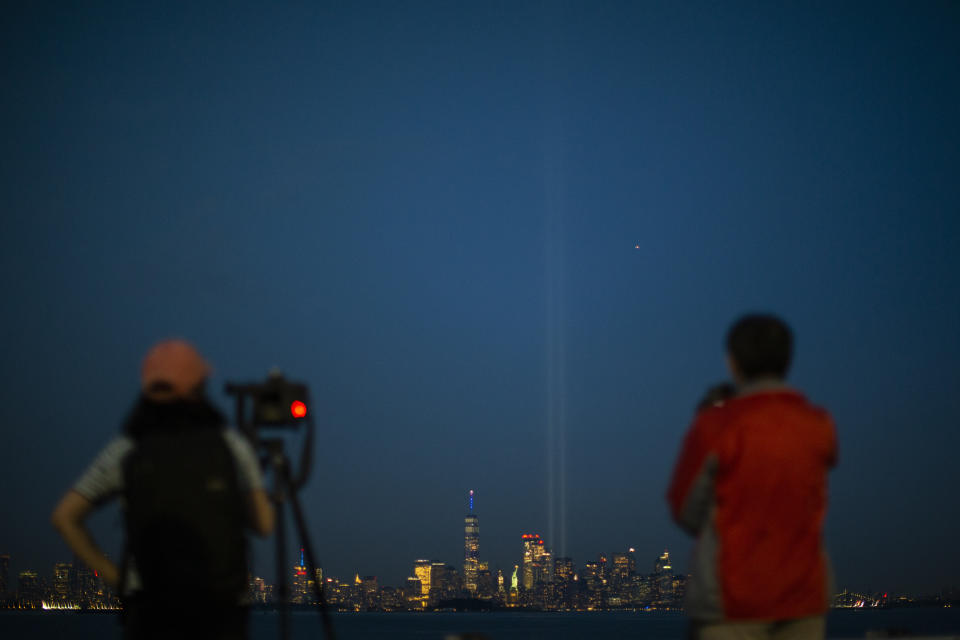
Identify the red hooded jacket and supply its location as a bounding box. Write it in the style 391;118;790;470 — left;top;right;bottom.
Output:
667;385;837;621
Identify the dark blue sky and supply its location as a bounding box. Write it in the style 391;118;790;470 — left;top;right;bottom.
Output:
2;2;958;594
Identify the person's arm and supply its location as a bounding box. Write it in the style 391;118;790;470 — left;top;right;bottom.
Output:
223;430;276;537
247;488;275;537
666;414;720;536
50;490;120;589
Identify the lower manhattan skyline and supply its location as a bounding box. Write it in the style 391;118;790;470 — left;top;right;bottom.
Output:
2;0;959;608
3;493;955;614
2;487;955;602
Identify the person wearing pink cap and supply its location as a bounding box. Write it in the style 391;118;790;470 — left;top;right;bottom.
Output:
51;340;275;639
139;339;214;401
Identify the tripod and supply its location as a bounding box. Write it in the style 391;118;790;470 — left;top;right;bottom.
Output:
225;375;337;640
263;437;337;640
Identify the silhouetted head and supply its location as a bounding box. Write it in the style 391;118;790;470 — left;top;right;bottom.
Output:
140;339;211;402
125;340;223;436
725;314;793;384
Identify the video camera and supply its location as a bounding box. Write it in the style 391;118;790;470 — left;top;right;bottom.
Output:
224;369;314;489
225;369;309;428
695;382;736;413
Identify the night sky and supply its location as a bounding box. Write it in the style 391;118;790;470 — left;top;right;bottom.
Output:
2;2;959;595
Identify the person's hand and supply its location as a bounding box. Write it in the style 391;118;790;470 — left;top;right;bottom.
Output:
99;563;121;590
695;382;736;413
51;491;122;591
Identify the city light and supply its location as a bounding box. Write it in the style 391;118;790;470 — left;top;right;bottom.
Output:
6;497;939;614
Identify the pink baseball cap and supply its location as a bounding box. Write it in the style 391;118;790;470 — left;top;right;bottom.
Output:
141;339;211;398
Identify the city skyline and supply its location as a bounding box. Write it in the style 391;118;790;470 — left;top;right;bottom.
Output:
3;488;955;603
4;543;952;613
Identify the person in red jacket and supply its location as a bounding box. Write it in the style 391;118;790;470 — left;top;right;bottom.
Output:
667;314;837;640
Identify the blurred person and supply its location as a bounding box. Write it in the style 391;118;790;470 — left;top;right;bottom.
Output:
51;339;274;639
667;315;837;640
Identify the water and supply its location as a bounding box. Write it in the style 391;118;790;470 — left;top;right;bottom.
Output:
2;609;959;639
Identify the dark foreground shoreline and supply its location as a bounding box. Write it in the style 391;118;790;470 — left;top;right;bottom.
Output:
2;608;960;640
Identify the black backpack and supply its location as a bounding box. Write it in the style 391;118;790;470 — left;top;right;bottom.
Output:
122;426;248;605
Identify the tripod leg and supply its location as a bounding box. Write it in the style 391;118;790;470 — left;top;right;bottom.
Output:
275;498;290;640
288;488;337;640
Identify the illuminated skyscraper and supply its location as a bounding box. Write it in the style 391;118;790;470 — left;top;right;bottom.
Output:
53;562;72;601
553;557;575;609
612;550;635;583
305;567;322;605
520;534;552;590
581;561;602;608
413;559;431;598
292;548;309;604
429;562;458;602
359;576;379;610
476;562;494;598
554;557;574;583
404;576;423;608
597;554;609;582
654;549;674;605
250;576;268;604
464;490;480;594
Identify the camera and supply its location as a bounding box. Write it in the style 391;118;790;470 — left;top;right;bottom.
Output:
225;369;310;430
225;369;315;489
696;382;736;413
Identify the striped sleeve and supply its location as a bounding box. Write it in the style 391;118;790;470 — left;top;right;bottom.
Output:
222;429;265;492
72;436;135;504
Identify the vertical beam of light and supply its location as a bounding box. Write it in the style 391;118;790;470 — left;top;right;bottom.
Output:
541;1;569;560
546;212;556;556
543;119;567;559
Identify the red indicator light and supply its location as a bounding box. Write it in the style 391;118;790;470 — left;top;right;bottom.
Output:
290;400;307;419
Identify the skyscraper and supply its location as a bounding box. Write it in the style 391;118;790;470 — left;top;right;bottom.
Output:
292;547;309;604
429;562;458;602
18;570;41;607
520;534;552;590
53;562;72;602
404;576;423;608
250;576;268;604
476;562;494;598
612;550;635;583
413;559;432;599
654;549;674;605
359;575;379;610
553;557;576;609
74;562;96;605
464;489;480;594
